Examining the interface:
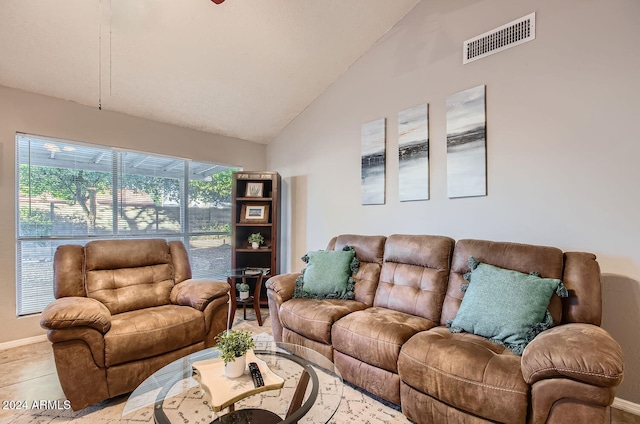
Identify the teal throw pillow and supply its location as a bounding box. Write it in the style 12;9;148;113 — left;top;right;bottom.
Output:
448;257;568;355
293;246;359;300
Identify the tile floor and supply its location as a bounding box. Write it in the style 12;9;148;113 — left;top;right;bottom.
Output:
0;308;638;423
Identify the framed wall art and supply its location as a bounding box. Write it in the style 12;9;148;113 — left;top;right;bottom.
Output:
245;181;264;197
446;85;487;199
398;103;429;202
240;204;270;224
361;118;386;205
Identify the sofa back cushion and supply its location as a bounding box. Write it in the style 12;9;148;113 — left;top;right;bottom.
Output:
84;239;175;314
329;234;386;307
374;234;454;322
441;239;564;326
169;241;193;284
561;252;602;325
54;244;86;298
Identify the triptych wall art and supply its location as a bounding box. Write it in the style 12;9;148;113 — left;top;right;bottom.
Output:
360;84;486;205
398;104;429;202
360;118;386;205
446;85;487;199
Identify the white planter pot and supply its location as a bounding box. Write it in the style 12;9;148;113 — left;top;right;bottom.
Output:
251;242;259;249
239;291;249;300
224;354;246;378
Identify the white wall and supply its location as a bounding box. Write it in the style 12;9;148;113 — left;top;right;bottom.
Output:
0;85;266;344
267;0;640;403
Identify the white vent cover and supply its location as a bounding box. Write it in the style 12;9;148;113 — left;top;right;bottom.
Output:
463;13;536;64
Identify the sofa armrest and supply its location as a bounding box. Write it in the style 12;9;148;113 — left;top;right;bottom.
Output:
265;273;300;343
265;273;299;303
522;323;624;388
171;278;230;311
40;297;111;333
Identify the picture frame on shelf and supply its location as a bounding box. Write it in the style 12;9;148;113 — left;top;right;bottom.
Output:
245;182;264;197
240;204;270;224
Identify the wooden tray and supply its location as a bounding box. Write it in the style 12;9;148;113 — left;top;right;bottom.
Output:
192;350;285;412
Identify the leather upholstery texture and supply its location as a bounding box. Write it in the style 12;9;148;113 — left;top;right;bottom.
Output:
84;239;174;314
279;298;367;344
334;234;386;306
333;307;435;373
40;239;230;410
399;327;528;424
266;234;625;424
374;234;454;320
521;323;624;387
441;239;564;326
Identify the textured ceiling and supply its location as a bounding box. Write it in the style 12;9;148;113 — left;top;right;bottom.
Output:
0;0;420;143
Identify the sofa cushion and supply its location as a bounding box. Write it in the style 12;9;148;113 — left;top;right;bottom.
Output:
279;298;368;344
331;234;386;306
293;247;358;300
104;304;204;366
449;257;567;354
441;239;564;327
332;307;436;373
374;234;454;320
85;239;175;314
399;327;529;424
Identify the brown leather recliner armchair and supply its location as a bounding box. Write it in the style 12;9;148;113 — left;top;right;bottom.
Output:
40;238;230;410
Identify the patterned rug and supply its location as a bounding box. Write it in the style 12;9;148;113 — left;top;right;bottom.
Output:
5;334;409;424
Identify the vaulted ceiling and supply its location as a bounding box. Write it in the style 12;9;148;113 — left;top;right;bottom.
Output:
0;0;420;143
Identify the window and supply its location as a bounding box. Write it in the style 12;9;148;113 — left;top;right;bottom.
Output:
16;133;237;316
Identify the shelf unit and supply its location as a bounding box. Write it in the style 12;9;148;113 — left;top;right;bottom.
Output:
232;171;281;306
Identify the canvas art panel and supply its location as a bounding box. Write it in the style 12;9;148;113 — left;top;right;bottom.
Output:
446;85;487;198
398;104;429;202
361;118;386;205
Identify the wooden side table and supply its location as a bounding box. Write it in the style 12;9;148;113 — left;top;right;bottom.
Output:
227;268;265;329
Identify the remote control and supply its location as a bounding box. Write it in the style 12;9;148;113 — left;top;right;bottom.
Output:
248;362;264;388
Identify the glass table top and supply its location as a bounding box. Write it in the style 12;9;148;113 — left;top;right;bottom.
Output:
121;341;343;424
226;268;266;278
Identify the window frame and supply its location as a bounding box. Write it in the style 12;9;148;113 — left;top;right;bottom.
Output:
16;132;238;316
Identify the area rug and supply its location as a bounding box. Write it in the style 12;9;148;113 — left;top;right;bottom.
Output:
5;334;409;424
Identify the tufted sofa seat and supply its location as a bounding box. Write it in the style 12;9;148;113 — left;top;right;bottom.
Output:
266;234;624;424
40;238;230;410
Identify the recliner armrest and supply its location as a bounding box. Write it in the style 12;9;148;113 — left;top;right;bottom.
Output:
265;273;300;303
170;278;230;311
521;323;624;388
40;297;111;333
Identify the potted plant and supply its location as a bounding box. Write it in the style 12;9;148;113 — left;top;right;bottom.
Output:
248;232;264;249
237;282;250;300
215;330;256;378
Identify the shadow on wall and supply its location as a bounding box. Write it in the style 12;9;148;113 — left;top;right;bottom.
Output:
601;273;640;404
282;175;307;273
0;142;3;187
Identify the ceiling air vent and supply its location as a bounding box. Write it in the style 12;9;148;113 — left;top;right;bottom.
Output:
463;13;536;64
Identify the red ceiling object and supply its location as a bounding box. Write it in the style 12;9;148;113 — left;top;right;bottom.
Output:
211;0;225;3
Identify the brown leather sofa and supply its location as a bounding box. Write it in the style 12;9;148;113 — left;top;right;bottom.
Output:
40;238;230;410
266;234;624;424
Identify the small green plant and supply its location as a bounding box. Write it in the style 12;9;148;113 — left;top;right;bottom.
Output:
237;282;250;292
248;232;264;245
216;330;255;365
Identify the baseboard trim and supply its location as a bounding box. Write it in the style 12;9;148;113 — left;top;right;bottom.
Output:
0;334;48;351
613;397;640;415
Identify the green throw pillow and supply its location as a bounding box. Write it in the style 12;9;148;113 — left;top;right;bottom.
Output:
448;257;568;355
293;246;359;300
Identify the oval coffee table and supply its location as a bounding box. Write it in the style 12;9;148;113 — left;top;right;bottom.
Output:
121;341;343;424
